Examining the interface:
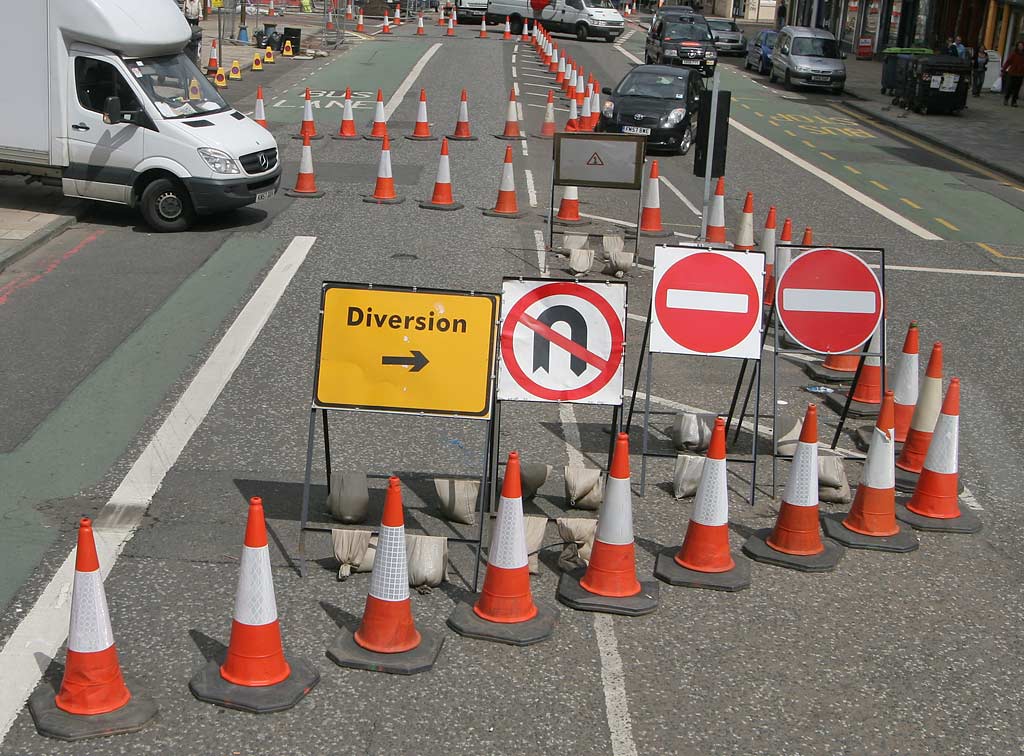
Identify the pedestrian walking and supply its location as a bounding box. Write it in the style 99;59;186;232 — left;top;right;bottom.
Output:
776;0;786;30
182;0;203;25
971;47;987;97
955;36;967;59
1002;41;1024;106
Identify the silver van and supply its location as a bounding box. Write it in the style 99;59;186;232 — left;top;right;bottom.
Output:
769;26;846;94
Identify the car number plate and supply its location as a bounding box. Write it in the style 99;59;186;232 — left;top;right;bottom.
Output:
679;58;700;65
255;190;274;202
811;75;830;82
622;126;651;135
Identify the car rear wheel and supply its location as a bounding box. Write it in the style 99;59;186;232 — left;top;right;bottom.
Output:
576;22;589;41
769;65;777;83
678;124;693;156
510;16;523;34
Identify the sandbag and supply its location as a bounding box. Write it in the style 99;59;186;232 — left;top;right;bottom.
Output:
520;463;551;501
564;466;603;510
671;412;716;452
434;477;479;525
672;454;706;499
818;455;852;504
524;515;547;574
347;532;449;592
330;528;373;580
775;417;803;457
326;469;370;524
555;517;597;572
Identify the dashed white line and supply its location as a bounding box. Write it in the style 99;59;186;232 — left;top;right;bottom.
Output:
513;81;520;97
594;614;640;756
527;101;569;111
517;103;524;121
658;175;702;217
534;229;549;276
525;168;538;206
521;140;529;157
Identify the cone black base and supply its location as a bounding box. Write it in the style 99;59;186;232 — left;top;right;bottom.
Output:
493;134;528;141
29;679;158;741
292;134;324;140
419;200;465;211
362;195;406;205
446;134;478;141
824;391;880;418
532;133;554;140
820;512;920;552
653;548;751;591
550;216;591;227
741;528;844;572
327;628;443;674
482;208;527;218
189;658;319;713
555;568;659;616
285;188;325;198
405;134;439;141
803;361;856;384
894;501;982;533
363;134;387;141
446;601;556;646
894;466;966;495
331;134;362;141
639;228;673;238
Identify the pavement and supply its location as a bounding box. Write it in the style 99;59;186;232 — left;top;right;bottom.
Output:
0;181;79;273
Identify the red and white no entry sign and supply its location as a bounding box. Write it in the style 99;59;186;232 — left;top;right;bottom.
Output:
650;246;765;359
498;280;626;405
776;247;883;354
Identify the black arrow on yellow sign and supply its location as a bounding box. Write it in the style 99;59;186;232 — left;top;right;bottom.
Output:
381;350;430;372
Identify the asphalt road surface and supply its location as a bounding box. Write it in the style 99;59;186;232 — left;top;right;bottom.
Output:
1;14;1023;756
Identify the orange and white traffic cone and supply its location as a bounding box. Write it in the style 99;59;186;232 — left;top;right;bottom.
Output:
522;20;530;41
806;346;861;383
478;14;488;37
420;138;463;211
206;38;219;75
549;45;560;74
775;216;793;280
555;53;567;84
743;404;844;571
534;89;556;139
394;5;401;24
655;418;752;591
285;135;325;198
564;97;580;132
558;433;660;615
437;4;446;24
801;226;814;245
762;206;777;307
446;14;455;35
705;176;727;243
448;88;476;140
381;9;392;33
365;88;388;140
896;378;980;533
448;452;556;645
639;160;671;237
346;0;353;20
892;322;920;443
328;478;445;672
483;145;524;218
826;323;885;417
896;341;945;490
416;12;425;34
406;88;436;140
503;15;512;39
363;135;404;204
733;192;755;251
29;518;158;739
575;68;587;107
588;82;601;129
495;87;525;140
579;88;594;132
566;66;578;101
451;6;458;25
190;498;319;711
823;391;920;551
332;86;360;139
294;87;322;140
356;9;365;31
554;185;588;226
254;85;268;128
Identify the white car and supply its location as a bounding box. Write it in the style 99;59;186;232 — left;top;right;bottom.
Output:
486;0;624;41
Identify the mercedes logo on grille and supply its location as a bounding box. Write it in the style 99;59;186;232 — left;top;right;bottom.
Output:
633;114;643;121
258;153;269;170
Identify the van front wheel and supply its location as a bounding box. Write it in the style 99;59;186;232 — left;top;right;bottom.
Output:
576;22;589;41
140;177;195;233
509;16;524;34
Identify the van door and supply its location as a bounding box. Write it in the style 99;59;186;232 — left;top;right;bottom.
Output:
67;56;147;203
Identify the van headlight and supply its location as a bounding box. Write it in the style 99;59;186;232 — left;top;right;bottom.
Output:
663;108;687;127
705;49;717;58
198;148;241;174
602;100;615;117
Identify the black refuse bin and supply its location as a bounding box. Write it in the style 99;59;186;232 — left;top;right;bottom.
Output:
282;27;302;55
901;55;970;115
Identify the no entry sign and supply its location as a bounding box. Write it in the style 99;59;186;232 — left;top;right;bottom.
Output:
498;279;626;405
650;246;765;359
776;247;883;354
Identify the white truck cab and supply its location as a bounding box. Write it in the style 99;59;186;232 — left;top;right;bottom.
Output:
486;0;624;41
0;0;280;232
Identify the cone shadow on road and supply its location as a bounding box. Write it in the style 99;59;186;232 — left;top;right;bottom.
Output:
319;601;361;632
188;629;228;665
33;653;63;693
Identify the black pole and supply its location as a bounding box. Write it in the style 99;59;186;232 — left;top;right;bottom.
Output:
830;352;866;449
625;303;653;432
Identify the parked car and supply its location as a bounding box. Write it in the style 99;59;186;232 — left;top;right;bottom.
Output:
650;3;698;25
486;0;624;40
770;26;847;94
644;11;717;75
596;64;704;154
745;29;777;74
707;17;745;55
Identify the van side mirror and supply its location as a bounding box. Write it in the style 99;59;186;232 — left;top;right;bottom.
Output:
103;96;123;125
841;51;847;59
602;86;612;95
780;45;789;54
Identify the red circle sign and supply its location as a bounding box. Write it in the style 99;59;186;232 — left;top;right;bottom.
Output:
776;248;883;354
501;282;624;402
654;252;760;354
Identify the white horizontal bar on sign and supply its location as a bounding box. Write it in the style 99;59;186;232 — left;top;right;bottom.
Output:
666;289;748;313
782;288;876;314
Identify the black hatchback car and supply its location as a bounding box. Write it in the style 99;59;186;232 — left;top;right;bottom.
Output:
596;65;704;154
644;11;717;76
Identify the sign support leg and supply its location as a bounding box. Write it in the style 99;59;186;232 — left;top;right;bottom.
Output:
699;67;721;241
724;359;748;436
546;170;556;274
633;178;644;262
625;302;653;432
607;404;620;470
830;352;867;449
639;348;654;497
472;403;496;594
297;407;317;578
749;358;762;506
321;409;333;495
771;321;779;499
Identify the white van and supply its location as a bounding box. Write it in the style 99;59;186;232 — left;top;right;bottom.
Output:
486;0;624;41
455;0;490;21
0;0;281;232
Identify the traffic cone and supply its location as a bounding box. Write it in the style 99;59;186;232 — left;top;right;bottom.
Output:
29;518;158;739
557;433;660;615
762;206;777;306
419;138;463;211
406;88;437;140
549;45;559;73
655;418;752;590
495;88;525;140
479;14;488;37
566;66;578;101
253;86;268;128
564;97;580;131
579;87;594;132
534;89;556;139
733;192;755;251
363;135;404;204
806;350;861;384
522;20;530;41
332;87;360;139
896;341;943;483
446;14;454;35
896;378;980;533
346;0;353;20
229;60;242;80
801;226;813;245
365;88;388;140
556;54;567;85
822;392;920;551
188;78;202;100
554;185;588;226
437;3;446;25
503;16;512;39
190;498;319;711
293;88;322;140
706;176;727;243
743;404;844;571
589;83;601;129
448;88;477;140
448;452;557;645
252;52;264;71
206;38;219;74
381;9;391;33
264;45;276;64
285;135;325;198
451;6;458;25
283;39;294;56
891;322;920;443
356;9;365;31
416;12;425;34
575;68;587;107
328;478;444;673
483;145;524;218
825;324;885;417
213;67;228;88
775;216;793;280
639;160;671;237
394;5;401;24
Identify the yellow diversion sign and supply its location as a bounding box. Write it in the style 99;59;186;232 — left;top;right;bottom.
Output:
313;283;499;418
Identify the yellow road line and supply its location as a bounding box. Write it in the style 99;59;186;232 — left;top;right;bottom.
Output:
819;151;836;160
935;217;959;231
754;111;764;117
977;241;1024;260
802;140;815;148
845;165;862;175
870;180;889;190
785;129;797;136
740;103;751;109
900;197;922;209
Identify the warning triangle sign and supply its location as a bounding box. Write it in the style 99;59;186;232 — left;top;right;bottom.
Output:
586;152;604;166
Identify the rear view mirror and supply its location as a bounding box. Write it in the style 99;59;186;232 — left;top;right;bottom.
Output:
602;86;612;94
102;96;122;125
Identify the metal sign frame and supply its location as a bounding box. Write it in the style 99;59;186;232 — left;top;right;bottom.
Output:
552;132;646;190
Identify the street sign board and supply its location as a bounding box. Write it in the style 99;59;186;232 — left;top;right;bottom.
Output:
650;245;764;359
553;133;645;189
313;283;498;418
498;279;626;405
776;247;883;354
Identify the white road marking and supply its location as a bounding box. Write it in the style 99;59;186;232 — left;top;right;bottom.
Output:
658;175;702;217
385;43;442;119
614;43;643;65
668;290;749;312
534;229;549;276
521;70;556;79
594;614;640;756
559;403;586;470
521;140;529;157
525;168;538;206
512;54;517;63
871;263;1024;279
0;236;318;744
522;81;558;89
512;68;518;79
517;103;525;121
527;101;569;111
513;81;520;97
781;288;877;313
